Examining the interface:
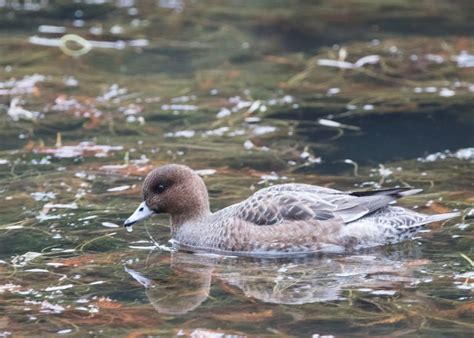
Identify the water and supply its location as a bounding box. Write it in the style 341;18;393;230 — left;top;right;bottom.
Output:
0;0;473;336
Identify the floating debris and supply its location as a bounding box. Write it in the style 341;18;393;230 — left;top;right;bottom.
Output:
439;88;455;97
39;300;65;314
30;192;56;201
102;222;120;228
0;74;45;96
250;125;277;136
124;266;153;287
452;51;474;68
300;147;322;164
35;142;123;158
7;98;40;121
38;25;66;34
57;329;73;335
97;84;127;102
29;35;149;56
0;284;21;294
318;118;360;130
11;252;42;267
107;185;131;192
161;104;198;111
45;284;74;292
243;140;255;150
164;130;195;138
418;147;474;162
317;54;380;69
370;290;397;296
195;169;216;176
216;107;231;118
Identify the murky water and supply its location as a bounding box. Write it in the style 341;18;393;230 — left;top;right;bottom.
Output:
0;0;473;336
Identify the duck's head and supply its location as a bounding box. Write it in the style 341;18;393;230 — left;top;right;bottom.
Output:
123;164;210;230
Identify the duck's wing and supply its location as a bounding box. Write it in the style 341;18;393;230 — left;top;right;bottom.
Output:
233;185;420;226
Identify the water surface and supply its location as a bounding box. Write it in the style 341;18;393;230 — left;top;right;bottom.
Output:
0;0;473;336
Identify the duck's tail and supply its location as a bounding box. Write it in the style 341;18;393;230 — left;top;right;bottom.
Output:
422;211;461;224
350;187;423;198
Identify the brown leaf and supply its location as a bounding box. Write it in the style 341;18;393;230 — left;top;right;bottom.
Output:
442;301;474;318
212;309;273;322
359;314;406;327
429;202;451;214
91;298;123;309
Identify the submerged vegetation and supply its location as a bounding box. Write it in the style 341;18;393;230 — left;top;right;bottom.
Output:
0;0;473;336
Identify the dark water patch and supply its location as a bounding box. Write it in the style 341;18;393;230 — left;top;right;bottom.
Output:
299;110;473;172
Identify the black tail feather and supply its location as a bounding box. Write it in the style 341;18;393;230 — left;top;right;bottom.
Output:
350;187;422;198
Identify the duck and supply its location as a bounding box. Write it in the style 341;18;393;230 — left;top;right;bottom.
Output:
123;164;460;257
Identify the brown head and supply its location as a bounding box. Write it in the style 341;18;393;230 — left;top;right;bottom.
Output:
123;164;210;230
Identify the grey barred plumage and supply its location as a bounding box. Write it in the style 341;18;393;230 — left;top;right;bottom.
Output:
123;164;460;257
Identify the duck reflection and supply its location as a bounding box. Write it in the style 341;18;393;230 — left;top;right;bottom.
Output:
125;248;424;315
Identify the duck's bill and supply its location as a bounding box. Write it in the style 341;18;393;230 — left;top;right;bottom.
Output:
123;201;154;231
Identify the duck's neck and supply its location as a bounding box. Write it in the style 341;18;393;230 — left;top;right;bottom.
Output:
171;207;211;228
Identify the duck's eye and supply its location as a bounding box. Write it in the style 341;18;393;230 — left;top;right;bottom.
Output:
155;184;166;194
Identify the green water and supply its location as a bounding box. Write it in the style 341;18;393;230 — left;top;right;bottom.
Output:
0;0;473;336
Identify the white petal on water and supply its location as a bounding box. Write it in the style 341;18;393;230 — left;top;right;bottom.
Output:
79;215;98;221
0;74;45;96
251;125;277;135
43;202;78;209
195;169;216;176
370;290;397;296
46;262;66;267
25;269;49;273
425;53;445;63
102;222;120;228
418;147;474;162
128;245;158;250
88;281;106;285
318;118;360;131
452;51;474;68
38;25;66;34
107;185;131;192
247;100;262;114
354;54;381;67
317;59;354;69
439;88;455;97
244;117;261;123
124;266;153;287
216;107;231;118
161;104;198;111
8;98;39;121
57;329;72;335
45;284;74;292
203;127;229;137
11;252;42;267
318;118;342;127
30;191;56;201
243;140;255;150
40;301;65;313
164;130;195;138
456;223;470;231
454;148;474;160
4;225;23;230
